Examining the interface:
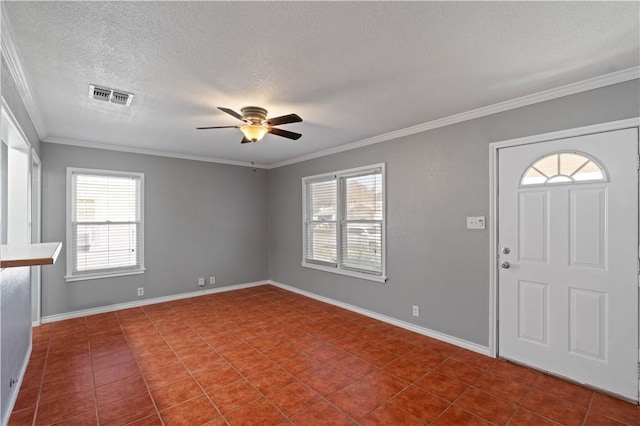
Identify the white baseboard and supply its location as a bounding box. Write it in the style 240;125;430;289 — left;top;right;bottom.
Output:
36;279;489;357
39;280;268;324
269;280;491;356
2;340;32;425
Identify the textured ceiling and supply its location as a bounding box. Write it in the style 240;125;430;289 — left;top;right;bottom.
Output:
3;1;639;166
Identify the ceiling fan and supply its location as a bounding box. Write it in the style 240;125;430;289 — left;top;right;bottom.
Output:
197;106;302;143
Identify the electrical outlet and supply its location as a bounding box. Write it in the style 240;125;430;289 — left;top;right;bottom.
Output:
198;278;205;286
412;305;419;317
137;288;144;296
210;276;215;285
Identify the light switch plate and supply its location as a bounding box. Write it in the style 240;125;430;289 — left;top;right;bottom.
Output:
467;216;486;229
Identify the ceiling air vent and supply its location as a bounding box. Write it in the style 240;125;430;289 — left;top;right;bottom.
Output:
111;91;131;105
88;84;134;106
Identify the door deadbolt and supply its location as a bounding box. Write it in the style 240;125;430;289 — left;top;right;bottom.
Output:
501;247;510;255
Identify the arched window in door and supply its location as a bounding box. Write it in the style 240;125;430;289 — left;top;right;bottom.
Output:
520;152;606;186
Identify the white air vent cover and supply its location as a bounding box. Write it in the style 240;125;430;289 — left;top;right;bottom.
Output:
89;85;134;106
110;91;131;105
91;86;111;102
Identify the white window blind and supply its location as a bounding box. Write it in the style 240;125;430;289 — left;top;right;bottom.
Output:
304;177;337;266
302;164;386;282
340;169;383;274
66;168;144;281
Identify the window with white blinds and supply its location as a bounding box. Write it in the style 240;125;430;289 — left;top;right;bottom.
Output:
302;164;386;282
66;168;145;281
304;178;338;266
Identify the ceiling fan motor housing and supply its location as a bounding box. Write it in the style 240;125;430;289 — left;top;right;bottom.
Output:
241;106;268;124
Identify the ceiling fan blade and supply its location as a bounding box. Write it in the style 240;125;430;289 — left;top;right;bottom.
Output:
267;114;302;126
218;107;245;121
268;127;302;140
241;136;253;144
196;126;239;130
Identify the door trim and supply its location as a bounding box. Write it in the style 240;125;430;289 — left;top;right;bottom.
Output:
31;148;42;326
488;117;640;358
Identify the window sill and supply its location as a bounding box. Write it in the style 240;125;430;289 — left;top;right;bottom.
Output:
65;268;145;282
301;262;387;283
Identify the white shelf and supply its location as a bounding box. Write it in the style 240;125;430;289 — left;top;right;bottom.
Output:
1;242;62;268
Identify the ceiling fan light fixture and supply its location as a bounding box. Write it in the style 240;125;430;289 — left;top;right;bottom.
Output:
198;106;302;143
240;124;268;142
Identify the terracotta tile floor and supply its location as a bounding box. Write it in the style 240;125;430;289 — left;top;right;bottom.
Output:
9;284;640;425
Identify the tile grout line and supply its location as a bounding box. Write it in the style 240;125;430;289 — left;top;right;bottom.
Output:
503;373;542;426
133;306;183;425
83;316;102;426
31;326;53;426
581;391;596;426
253;295;382;424
119;308;168;426
422;352;489;425
211;293;341;424
158;301;229;424
286;303;453;424
17;285;639;426
278;304;413;423
203;292;364;424
41;318;93;426
14;300;527;424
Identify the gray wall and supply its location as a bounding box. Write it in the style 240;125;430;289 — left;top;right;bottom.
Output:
268;80;640;347
0;54;40;424
2;63;637;426
40;144;268;316
0;267;31;424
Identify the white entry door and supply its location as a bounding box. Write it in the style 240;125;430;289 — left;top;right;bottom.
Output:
498;127;639;400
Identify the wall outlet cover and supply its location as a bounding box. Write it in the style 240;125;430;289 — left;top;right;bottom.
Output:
198;278;205;286
466;216;486;229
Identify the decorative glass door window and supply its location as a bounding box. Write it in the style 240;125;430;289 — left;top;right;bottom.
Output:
520;152;605;186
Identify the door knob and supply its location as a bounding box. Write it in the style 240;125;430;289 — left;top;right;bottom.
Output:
501;261;511;269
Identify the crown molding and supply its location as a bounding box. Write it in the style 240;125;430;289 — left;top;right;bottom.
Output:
2;2;637;170
42;137;270;169
0;8;48;140
269;66;640;169
46;65;639;170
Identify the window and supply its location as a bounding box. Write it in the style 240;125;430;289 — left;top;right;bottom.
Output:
66;168;144;281
521;152;605;186
302;164;386;282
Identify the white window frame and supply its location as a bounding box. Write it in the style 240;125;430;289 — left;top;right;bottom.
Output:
302;163;386;283
65;167;145;282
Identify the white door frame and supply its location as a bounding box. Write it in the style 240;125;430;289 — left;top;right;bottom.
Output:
488;117;640;359
31;149;42;325
1;98;36;321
